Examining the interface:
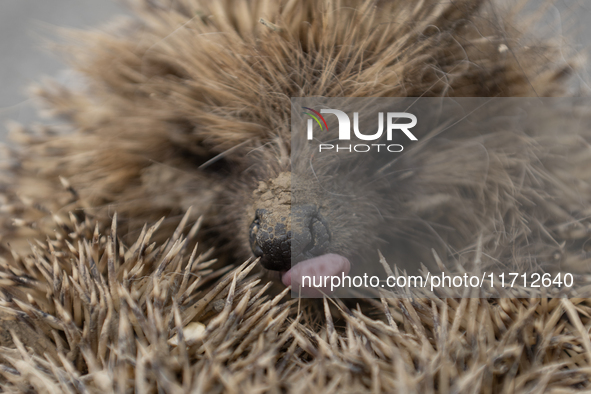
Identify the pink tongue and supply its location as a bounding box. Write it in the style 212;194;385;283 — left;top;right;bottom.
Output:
281;254;350;296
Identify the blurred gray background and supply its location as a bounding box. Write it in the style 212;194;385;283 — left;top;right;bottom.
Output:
0;0;590;143
0;0;128;141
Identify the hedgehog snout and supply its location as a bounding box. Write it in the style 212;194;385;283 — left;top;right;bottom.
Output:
249;205;331;271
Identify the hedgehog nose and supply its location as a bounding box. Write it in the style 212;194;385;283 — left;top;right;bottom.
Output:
249;209;291;271
249;206;330;271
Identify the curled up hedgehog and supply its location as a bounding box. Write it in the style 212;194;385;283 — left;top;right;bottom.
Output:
2;0;591;392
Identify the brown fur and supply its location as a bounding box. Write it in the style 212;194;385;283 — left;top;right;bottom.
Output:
1;0;591;392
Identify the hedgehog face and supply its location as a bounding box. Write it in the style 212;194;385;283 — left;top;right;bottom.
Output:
243;170;351;285
237;149;382;287
249;205;332;272
247;175;347;286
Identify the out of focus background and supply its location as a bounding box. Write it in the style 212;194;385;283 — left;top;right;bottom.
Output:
0;0;128;140
0;0;590;142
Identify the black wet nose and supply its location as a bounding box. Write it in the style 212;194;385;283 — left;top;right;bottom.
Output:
249;211;291;271
249;206;330;271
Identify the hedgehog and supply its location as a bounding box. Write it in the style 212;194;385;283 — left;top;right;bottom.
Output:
1;0;591;392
